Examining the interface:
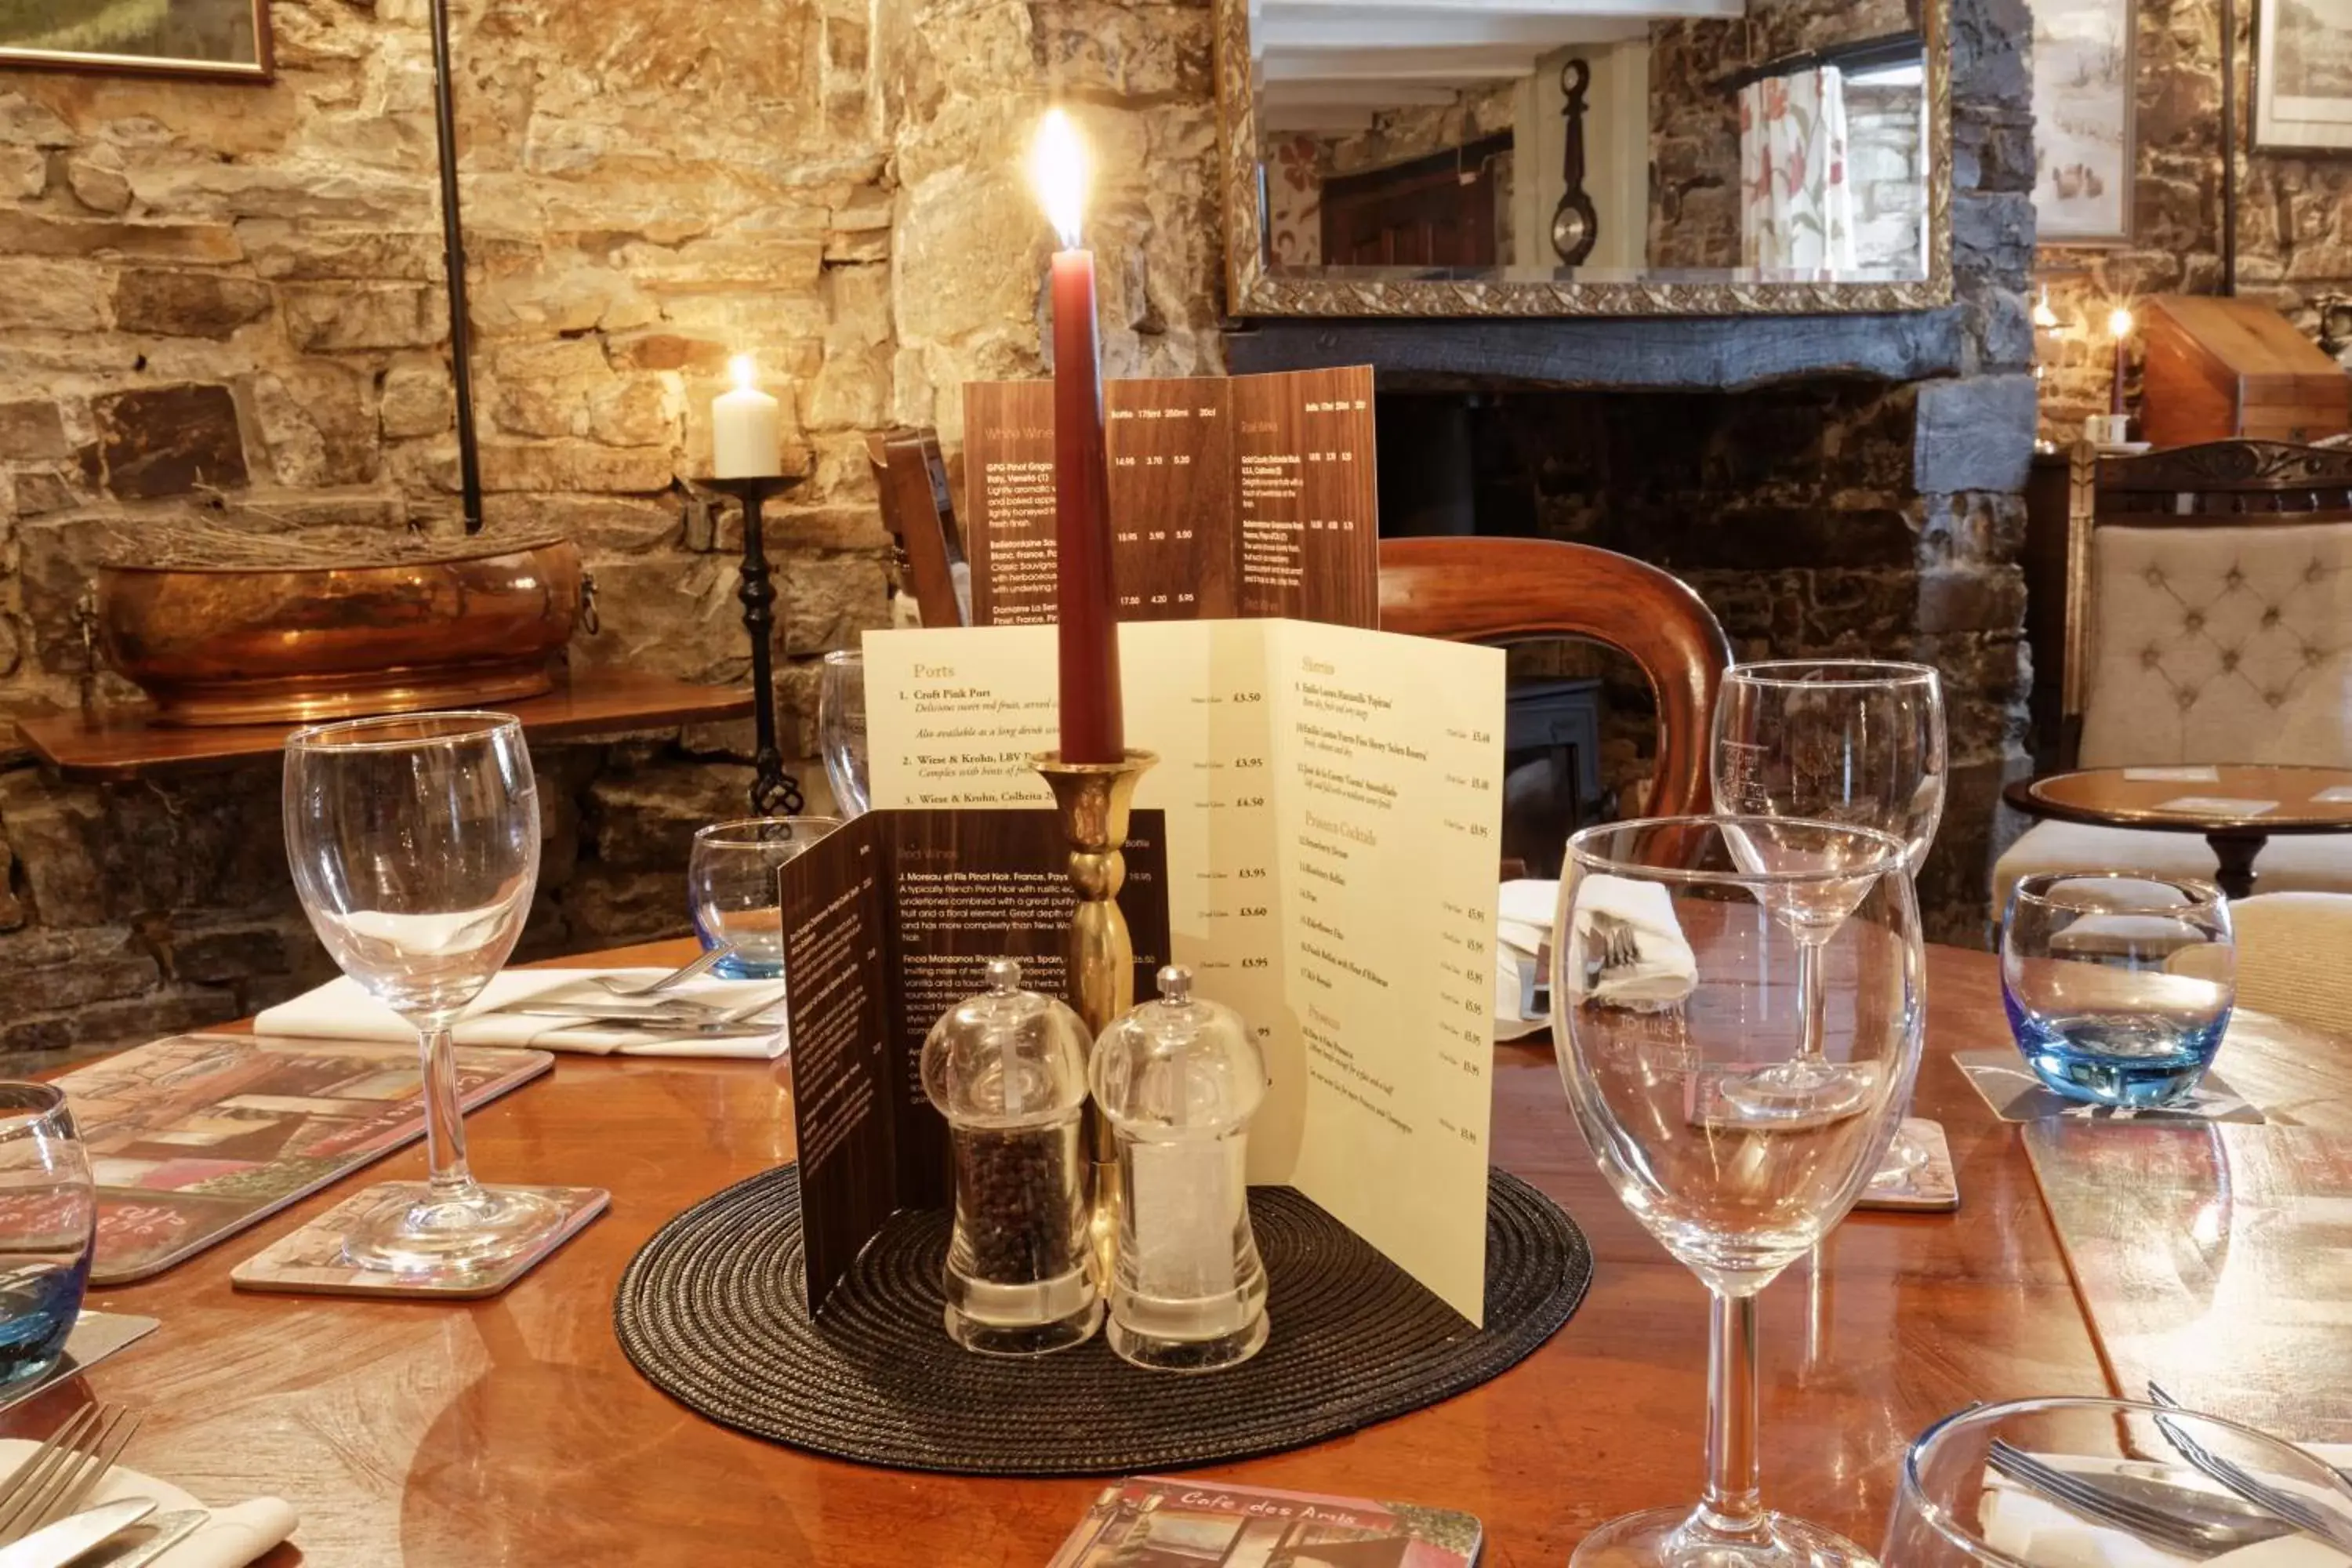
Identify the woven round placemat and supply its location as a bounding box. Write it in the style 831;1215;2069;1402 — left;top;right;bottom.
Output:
613;1166;1591;1475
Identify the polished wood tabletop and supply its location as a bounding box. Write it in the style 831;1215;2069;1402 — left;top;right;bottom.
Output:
25;939;2348;1566
2006;764;2352;836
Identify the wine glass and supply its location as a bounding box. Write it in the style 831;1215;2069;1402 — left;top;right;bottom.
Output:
820;649;869;815
1710;660;1944;1138
283;711;569;1278
1552;816;1922;1567
1886;1396;2352;1563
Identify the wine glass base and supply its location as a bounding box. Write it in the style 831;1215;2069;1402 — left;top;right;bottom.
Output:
338;1181;572;1279
1571;1504;1877;1568
1715;1061;1875;1123
1867;1123;1931;1187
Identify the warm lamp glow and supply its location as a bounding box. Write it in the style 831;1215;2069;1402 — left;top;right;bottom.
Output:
729;354;757;392
1030;108;1089;249
2032;285;2060;330
2107;305;2134;338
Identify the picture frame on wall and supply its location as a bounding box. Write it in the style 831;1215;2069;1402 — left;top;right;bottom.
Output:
2031;0;2136;244
2256;0;2352;151
0;0;271;82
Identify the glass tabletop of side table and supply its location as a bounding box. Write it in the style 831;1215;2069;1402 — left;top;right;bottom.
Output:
2004;763;2352;898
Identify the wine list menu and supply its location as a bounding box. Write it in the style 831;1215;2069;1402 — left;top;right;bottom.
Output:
864;619;1505;1324
778;808;1171;1312
961;365;1380;630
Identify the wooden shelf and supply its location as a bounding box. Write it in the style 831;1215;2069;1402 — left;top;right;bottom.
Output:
13;670;754;782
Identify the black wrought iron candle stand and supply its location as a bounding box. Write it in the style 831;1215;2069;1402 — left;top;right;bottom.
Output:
702;476;805;818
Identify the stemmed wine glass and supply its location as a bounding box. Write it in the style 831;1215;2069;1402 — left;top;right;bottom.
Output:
283;711;578;1278
1552;816;1923;1566
820;649;869;815
1709;660;1945;1138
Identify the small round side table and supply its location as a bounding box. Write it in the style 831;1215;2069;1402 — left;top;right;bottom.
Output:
2004;764;2352;898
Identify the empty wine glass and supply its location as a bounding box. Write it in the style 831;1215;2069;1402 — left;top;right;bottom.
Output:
1552;816;1922;1567
821;649;869;815
1711;660;1944;1139
283;711;569;1278
1886;1396;2352;1564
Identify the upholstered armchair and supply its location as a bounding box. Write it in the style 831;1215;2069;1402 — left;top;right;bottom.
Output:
1994;442;2352;913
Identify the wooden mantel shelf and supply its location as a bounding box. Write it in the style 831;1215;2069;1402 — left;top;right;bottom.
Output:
13;669;753;783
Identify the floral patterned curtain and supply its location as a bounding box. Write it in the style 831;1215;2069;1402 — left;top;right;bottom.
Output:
1738;66;1857;274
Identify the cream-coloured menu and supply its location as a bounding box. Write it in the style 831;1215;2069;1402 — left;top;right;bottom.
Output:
865;619;1505;1323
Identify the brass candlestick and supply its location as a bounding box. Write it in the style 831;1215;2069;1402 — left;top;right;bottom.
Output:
1033;747;1157;1288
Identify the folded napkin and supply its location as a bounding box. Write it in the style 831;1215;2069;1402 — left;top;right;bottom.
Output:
1493;880;1559;1041
1983;1449;2352;1566
256;970;788;1059
0;1438;295;1568
1566;873;1697;1010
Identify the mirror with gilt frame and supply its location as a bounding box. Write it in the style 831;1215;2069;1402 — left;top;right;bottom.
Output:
1214;0;1953;316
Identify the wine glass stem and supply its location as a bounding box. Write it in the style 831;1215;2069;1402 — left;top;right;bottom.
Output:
1796;931;1828;1066
1700;1287;1768;1539
417;1025;482;1204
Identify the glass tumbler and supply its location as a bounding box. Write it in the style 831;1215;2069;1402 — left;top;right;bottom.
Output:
819;650;869;816
2001;872;2234;1109
0;1084;95;1385
1886;1396;2352;1564
688;816;843;979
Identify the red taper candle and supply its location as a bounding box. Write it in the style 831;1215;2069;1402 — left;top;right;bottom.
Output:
1034;110;1123;764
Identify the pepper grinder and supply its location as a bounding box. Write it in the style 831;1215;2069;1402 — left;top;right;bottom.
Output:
1088;964;1270;1372
920;958;1100;1356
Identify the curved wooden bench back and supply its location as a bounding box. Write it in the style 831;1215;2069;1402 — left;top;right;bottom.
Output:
1377;536;1733;817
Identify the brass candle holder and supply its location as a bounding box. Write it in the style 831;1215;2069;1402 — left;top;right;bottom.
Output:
1033;747;1157;1288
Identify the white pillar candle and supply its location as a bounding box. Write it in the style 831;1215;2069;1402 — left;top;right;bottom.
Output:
712;354;781;478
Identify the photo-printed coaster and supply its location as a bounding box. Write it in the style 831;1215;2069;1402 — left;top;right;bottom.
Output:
1955;1050;2263;1125
231;1183;609;1299
1855;1118;1959;1213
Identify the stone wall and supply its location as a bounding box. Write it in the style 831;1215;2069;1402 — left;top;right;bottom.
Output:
0;0;902;1060
2034;0;2352;441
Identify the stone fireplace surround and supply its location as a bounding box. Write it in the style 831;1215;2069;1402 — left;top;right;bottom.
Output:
0;0;2031;1058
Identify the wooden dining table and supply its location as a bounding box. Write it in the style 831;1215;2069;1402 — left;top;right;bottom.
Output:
23;938;2350;1566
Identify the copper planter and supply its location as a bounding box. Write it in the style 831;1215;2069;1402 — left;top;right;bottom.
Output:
97;534;583;727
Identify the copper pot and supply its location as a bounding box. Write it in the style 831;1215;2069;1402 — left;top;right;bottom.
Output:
97;534;583;727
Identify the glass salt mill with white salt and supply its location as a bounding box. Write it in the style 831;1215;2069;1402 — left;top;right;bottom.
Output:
920;958;1099;1356
1089;964;1270;1372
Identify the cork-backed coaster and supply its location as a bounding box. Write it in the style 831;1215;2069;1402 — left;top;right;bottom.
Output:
1956;1051;2263;1125
614;1166;1591;1477
1856;1118;1959;1212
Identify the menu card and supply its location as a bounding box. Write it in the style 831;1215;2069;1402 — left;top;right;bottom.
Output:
961;366;1380;629
865;619;1505;1323
778;808;1170;1312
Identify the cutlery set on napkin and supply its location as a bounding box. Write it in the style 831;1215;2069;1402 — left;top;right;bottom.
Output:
256;964;789;1059
1492;877;1705;1037
1983;1446;2352;1566
0;1406;292;1568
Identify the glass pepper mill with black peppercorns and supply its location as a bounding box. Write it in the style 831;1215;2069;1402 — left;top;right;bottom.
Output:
1090;964;1270;1372
920;958;1100;1356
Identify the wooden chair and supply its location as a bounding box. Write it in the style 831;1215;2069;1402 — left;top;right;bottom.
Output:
866;429;970;628
1377;535;1733;818
1995;438;2352;908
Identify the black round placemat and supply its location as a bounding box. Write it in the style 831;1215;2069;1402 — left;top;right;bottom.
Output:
613;1165;1591;1475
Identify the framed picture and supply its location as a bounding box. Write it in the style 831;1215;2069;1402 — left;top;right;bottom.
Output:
2256;0;2352;151
0;0;271;82
2031;0;2136;244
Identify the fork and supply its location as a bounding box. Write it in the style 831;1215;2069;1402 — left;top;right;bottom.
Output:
588;944;735;999
1583;912;1640;987
1986;1439;2276;1557
2146;1381;2352;1554
0;1403;143;1544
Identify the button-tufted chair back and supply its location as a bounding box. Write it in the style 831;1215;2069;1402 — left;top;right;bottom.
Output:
2064;441;2352;768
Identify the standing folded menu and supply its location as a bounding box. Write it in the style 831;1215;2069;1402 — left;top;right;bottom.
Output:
777;808;1170;1312
865;619;1505;1323
961;365;1379;629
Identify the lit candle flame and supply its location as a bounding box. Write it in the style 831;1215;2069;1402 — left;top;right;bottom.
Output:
2107;304;2134;339
729;354;757;392
2031;285;2059;330
1030;108;1088;249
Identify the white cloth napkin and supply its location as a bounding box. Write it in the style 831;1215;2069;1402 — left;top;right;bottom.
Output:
1493;880;1559;1041
1565;873;1697;1010
0;1438;295;1568
1983;1448;2352;1566
256;970;789;1059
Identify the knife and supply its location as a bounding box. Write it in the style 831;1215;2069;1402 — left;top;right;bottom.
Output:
93;1508;206;1568
0;1498;155;1568
493;1006;781;1036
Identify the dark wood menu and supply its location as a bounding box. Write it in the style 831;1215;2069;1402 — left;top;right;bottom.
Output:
778;808;1169;1314
962;366;1379;630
